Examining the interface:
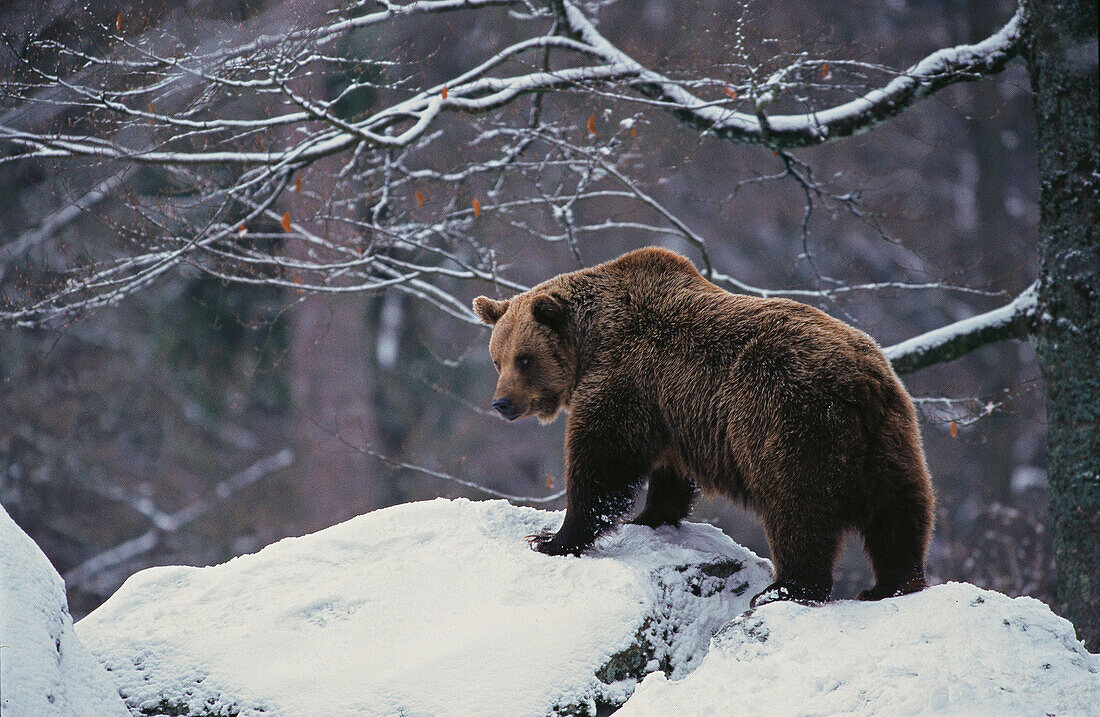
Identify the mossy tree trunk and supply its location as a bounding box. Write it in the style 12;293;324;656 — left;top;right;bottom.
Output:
1022;0;1099;651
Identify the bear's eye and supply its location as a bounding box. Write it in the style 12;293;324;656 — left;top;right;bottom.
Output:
516;355;532;370
492;360;501;372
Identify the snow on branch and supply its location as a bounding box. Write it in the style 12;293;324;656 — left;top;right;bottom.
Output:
884;283;1038;375
0;0;1029;347
554;0;1024;147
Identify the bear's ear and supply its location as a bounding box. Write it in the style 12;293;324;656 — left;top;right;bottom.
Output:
473;296;509;325
530;293;567;331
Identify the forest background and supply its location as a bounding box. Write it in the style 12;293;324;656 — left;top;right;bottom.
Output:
0;0;1063;631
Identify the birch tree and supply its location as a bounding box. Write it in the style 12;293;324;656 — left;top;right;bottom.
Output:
1;0;1094;647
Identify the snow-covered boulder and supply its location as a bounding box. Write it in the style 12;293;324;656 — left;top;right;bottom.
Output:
76;497;772;716
0;504;130;717
619;581;1100;716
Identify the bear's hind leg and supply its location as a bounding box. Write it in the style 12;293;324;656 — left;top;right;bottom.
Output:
857;479;933;601
630;466;697;528
751;514;843;607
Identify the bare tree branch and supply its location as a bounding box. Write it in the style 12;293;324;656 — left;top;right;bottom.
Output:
885;283;1039;375
62;449;295;589
0;169;131;273
553;0;1024;147
297;405;567;504
0;0;1030;358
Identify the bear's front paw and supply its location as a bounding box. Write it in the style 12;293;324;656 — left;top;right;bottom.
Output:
526;530;580;556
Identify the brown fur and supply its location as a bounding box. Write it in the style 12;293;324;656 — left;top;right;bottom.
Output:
474;247;934;605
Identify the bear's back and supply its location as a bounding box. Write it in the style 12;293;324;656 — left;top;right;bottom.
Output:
577;248;902;431
587;248;877;365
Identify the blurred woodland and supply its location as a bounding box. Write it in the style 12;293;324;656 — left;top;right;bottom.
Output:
0;0;1057;621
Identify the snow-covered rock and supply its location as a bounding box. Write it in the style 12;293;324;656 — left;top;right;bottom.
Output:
68;497;1100;716
76;497;772;716
619;581;1100;716
0;504;130;717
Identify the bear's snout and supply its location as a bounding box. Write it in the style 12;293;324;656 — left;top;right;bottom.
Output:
492;397;520;421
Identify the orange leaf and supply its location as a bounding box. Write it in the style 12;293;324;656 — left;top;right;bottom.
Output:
545;474;554;490
630;126;637;138
724;85;738;99
586;114;596;136
441;86;448;99
237;225;247;236
116;12;122;32
280;211;291;232
471;197;482;218
950;420;958;438
294;176;302;193
822;63;831;79
415;190;425;207
771;149;779;157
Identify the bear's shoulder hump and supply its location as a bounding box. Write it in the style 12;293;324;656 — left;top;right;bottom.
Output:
609;247;700;277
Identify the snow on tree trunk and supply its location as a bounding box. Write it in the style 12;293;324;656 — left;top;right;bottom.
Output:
74;498;772;716
1022;0;1100;652
0;504;130;717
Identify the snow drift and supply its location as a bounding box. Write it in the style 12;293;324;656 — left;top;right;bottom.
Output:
619;582;1100;716
75;498;772;716
5;496;1091;716
0;504;130;717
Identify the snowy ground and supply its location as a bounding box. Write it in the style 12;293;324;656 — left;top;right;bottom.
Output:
75;498;772;716
6;497;1096;716
0;505;130;717
619;581;1100;716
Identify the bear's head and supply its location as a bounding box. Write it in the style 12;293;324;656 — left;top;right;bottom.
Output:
473;291;575;424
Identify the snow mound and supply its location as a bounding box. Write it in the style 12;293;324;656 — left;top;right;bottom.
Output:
76;498;772;716
619;581;1100;716
0;504;130;717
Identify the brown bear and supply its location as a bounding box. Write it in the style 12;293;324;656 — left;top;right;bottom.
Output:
473;247;933;605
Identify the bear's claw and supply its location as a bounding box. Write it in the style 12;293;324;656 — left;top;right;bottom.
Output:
526;529;583;556
525;529;554;548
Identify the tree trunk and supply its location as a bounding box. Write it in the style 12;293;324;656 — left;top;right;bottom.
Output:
1022;0;1099;651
